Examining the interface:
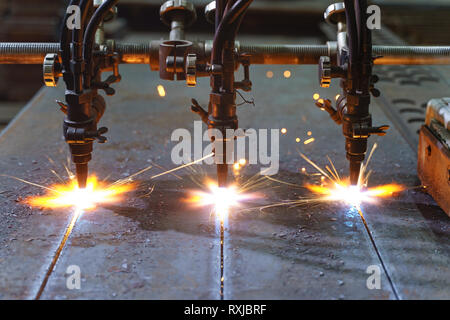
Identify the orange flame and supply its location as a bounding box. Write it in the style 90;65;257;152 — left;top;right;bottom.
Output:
185;179;257;220
25;175;135;211
306;181;404;206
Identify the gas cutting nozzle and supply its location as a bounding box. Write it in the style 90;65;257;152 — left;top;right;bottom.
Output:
349;161;362;186
217;164;228;188
75;163;88;189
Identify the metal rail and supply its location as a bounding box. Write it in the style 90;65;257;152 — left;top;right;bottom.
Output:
1;42;450;65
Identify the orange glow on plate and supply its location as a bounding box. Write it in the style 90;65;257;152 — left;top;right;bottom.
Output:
185;179;257;221
306;181;404;206
25;176;135;211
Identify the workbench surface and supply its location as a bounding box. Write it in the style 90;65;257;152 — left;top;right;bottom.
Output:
0;33;448;300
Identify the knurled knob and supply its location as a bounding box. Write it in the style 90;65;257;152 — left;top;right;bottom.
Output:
43;53;60;87
160;0;197;27
318;56;332;88
324;2;346;25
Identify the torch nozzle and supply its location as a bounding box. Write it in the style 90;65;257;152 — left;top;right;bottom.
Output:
75;163;88;189
217;164;228;188
349;161;361;186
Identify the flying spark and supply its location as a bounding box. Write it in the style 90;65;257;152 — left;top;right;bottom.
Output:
306;182;404;206
25;176;135;211
19;153;215;212
299;144;404;206
185;179;258;221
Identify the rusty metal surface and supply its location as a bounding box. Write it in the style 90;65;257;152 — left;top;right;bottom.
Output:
418;125;450;216
0;33;448;300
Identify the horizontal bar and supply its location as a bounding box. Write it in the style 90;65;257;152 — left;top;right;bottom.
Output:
0;42;449;66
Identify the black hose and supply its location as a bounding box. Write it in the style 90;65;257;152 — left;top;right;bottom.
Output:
83;0;119;88
211;0;252;92
359;0;372;94
344;0;358;64
72;0;93;93
211;0;252;66
60;0;80;90
354;0;363;58
215;0;225;30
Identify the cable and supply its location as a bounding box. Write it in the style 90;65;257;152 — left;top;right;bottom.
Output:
83;0;119;88
60;0;80;90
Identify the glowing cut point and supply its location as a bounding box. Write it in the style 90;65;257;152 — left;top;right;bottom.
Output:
185;180;257;221
25;176;135;211
313;93;320;100
307;182;404;206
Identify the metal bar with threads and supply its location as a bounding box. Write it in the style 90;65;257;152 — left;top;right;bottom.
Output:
0;42;450;65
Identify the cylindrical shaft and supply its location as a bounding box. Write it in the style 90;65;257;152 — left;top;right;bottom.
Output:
170;18;185;40
1;42;450;65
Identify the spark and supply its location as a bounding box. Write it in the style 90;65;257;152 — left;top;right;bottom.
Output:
281;128;287;134
313;93;320;100
157;84;166;97
304;137;315;145
266;70;274;78
296;137;301;143
299;145;405;206
283;70;291;78
185;179;259;221
14;153;215;212
25;176;135;211
239;158;246;166
307;131;312;136
305;182;403;207
243;145;405;213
